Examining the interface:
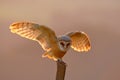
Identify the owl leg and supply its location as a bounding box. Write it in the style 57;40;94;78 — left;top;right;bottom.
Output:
52;57;61;61
42;52;61;61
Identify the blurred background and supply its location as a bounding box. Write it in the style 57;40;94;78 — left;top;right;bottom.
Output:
0;0;120;80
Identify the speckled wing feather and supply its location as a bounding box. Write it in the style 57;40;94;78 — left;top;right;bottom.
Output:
9;22;58;51
66;31;91;52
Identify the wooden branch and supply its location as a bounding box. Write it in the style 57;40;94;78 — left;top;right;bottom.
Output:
56;60;67;80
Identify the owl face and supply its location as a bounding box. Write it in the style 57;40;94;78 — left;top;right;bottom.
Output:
58;36;71;52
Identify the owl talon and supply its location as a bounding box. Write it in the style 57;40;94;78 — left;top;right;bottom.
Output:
57;59;67;66
57;58;62;62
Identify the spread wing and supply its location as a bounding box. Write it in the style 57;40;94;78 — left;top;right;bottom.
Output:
9;22;58;51
66;31;91;52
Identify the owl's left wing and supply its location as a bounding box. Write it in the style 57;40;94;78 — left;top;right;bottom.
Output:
66;31;91;52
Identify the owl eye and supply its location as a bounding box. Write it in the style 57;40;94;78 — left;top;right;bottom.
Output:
60;42;65;46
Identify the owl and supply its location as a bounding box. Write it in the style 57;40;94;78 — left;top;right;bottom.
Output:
10;22;91;61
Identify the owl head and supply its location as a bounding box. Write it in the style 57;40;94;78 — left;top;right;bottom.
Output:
58;36;71;52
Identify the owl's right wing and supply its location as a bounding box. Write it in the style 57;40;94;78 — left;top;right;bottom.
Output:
10;22;58;51
66;31;91;52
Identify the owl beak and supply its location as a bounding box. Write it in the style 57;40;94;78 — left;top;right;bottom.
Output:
64;46;67;49
65;45;69;49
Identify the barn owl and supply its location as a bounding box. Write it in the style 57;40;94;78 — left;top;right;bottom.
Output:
10;22;91;61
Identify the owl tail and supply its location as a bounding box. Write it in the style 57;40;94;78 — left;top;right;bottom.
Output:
42;52;58;61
